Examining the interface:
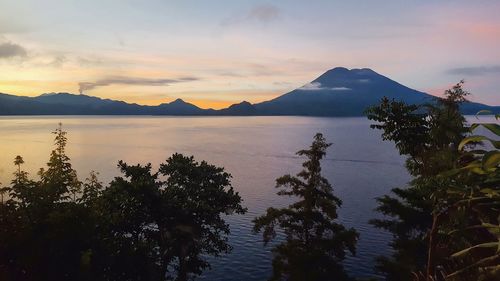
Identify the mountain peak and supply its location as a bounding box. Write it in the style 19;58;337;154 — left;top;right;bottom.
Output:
170;98;186;104
311;67;383;88
322;67;377;76
238;101;252;106
326;67;350;73
350;68;377;75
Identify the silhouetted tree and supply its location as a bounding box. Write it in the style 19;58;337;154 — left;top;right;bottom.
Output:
10;155;35;206
91;161;166;281
0;125;95;281
94;154;246;281
253;133;358;281
366;81;471;280
79;171;103;206
0;125;246;281
38;123;81;202
159;153;247;281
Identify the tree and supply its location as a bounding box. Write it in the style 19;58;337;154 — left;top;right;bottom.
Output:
10;155;37;209
0;125;246;281
80;171;103;206
253;133;358;281
159;153;247;281
365;81;471;280
0;129;94;281
39;123;81;202
94;154;246;281
91;161;165;281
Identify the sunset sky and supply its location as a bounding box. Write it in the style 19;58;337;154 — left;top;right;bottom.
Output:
0;0;499;109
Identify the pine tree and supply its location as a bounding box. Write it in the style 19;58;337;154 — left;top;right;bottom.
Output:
253;133;358;281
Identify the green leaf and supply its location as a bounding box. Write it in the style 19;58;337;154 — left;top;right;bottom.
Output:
459;136;487;150
482;123;500;136
448;223;500;235
480;223;500;235
447;255;500;278
480;188;500;197
495;140;500;149
483;151;500;169
469;123;480;131
459;135;500;150
471;167;487;174
451;242;499;258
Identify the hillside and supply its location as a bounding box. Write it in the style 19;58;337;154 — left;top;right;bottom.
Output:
1;68;498;116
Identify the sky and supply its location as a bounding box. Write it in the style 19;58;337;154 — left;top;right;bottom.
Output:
0;0;499;109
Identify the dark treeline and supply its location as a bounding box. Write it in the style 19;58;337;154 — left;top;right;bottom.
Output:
0;82;499;281
0;124;246;281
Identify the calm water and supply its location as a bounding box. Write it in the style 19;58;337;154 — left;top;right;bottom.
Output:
0;116;410;280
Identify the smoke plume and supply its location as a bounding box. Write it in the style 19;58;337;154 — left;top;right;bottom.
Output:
78;76;198;94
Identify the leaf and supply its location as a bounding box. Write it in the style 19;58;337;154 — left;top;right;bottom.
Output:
447;255;500;278
448;223;500;235
482;123;500;136
480;223;500;235
451;242;499;258
469;123;480;131
483;151;500;169
469;149;488;154
459;136;487;150
480;188;500;197
459;135;500;150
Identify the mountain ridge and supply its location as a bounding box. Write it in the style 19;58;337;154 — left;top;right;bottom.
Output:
1;68;498;116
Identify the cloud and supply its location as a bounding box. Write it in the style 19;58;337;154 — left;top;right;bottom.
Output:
300;82;351;91
77;56;104;67
300;82;323;90
247;4;280;23
78;76;199;94
43;55;67;67
447;66;500;76
0;42;27;58
331;87;352;91
221;4;281;26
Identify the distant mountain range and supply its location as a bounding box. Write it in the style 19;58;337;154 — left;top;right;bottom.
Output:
1;67;498;116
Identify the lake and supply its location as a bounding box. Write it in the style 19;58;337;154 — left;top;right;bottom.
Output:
0;116;410;280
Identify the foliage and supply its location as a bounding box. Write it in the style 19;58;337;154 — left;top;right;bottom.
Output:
365;81;470;280
435;113;500;281
253;133;358;281
0;125;246;281
39;123;81;202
